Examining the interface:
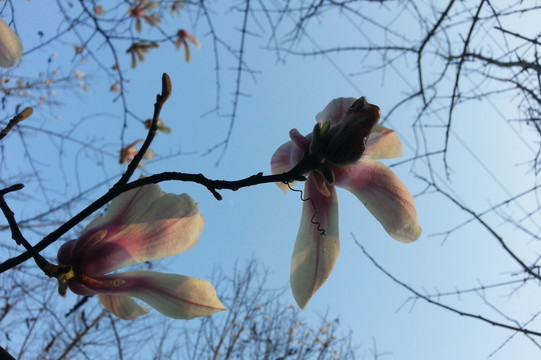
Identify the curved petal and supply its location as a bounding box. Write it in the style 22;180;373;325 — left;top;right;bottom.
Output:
364;125;403;160
271;140;297;193
57;239;76;266
72;188;204;275
334;159;421;242
0;19;23;68
270;132;305;193
290;174;340;309
97;294;150;320
84;184;165;231
289;128;310;151
67;280;99;296
315;97;356;126
85;271;226;320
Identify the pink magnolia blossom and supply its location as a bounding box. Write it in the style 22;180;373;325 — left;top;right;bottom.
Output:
119;139;154;166
126;41;159;68
57;184;225;320
175;30;201;62
128;0;160;32
271;97;422;309
0;18;23;68
144;118;171;134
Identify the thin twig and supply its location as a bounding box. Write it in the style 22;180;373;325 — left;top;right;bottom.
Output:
352;233;541;337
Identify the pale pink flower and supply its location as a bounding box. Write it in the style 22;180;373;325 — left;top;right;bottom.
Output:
126;41;159;68
169;0;186;15
0;18;23;68
119;139;154;166
128;0;160;32
144;118;171;134
175;29;201;62
271;97;422;309
57;184;225;320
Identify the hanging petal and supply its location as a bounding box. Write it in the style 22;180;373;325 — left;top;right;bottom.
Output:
334;159;421;242
315;97;356;126
290;174;340;309
364;125;403;160
87;271;225;319
183;42;191;62
98;294;150;320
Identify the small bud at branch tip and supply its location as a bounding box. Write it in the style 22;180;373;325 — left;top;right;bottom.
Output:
161;73;172;101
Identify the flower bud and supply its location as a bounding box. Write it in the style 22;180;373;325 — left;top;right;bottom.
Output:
321;97;380;166
0;18;23;68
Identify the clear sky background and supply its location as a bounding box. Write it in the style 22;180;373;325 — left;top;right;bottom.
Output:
3;1;541;359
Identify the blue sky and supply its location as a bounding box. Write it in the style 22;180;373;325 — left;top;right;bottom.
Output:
3;1;541;359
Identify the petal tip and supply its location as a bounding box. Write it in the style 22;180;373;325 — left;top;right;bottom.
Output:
291;284;311;310
391;223;422;243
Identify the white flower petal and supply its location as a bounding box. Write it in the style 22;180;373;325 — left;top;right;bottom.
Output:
334;159;422;242
315;97;356;125
364;125;403;160
88;184;165;229
271;140;299;193
290;175;340;309
0;19;23;68
72;185;204;275
98;294;150;320
90;271;226;320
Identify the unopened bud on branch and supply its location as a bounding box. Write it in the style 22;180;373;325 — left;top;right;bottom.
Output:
310;97;380;167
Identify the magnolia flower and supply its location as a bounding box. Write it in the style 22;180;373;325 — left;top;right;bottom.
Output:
120;139;154;166
271;97;422;309
175;30;201;62
170;0;186;15
0;18;23;68
144;118;171;134
57;184;225;319
128;0;160;32
126;41;159;68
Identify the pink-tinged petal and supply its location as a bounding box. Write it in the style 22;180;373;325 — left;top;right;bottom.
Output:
271;141;297;192
290;174;340;309
270;140;295;175
315;97;357;126
0;18;23;68
364;125;403;160
334;159;422;242
67;280;99;296
85;184;165;230
57;239;76;266
72;186;204;275
312;172;331;197
183;42;191;62
289;128;310;151
270;137;305;193
97;294;150;320
87;271;226;319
